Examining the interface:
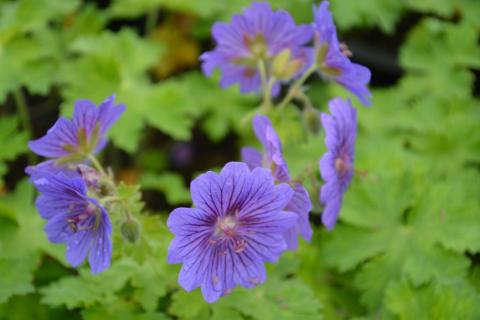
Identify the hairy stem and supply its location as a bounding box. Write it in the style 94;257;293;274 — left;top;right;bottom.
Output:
257;59;268;91
88;155;134;222
261;77;276;112
297;90;315;110
88;154;108;178
278;64;317;110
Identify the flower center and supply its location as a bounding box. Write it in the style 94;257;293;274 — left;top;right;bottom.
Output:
316;43;342;77
62;125;101;159
67;202;101;232
334;156;351;175
215;215;237;237
244;33;268;59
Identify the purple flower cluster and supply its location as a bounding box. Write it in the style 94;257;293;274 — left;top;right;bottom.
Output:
26;95;125;274
169;0;364;303
201;1;371;106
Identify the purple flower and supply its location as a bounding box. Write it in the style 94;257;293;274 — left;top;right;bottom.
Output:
34;172;112;274
312;1;371;106
28;95;125;161
242;115;312;250
200;2;312;94
167;162;297;302
319;98;357;229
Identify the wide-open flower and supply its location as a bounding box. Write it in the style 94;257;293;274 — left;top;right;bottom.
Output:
313;1;371;106
167;162;296;302
319;98;357;229
29;95;125;162
200;2;311;94
242;115;312;250
34;172;112;274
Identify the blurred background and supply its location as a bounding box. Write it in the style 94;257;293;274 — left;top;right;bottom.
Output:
0;0;479;319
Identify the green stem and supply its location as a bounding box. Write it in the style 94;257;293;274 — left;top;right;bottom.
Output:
261;77;276;112
13;88;35;163
257;59;268;91
100;196;120;205
297;90;314;110
278;64;317;110
88;155;133;221
88;154;107;178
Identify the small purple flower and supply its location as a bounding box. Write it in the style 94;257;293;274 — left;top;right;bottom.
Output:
319;98;357;229
34;172;112;274
312;1;371;106
242;115;313;250
201;2;312;94
167;162;297;302
29;95;125;161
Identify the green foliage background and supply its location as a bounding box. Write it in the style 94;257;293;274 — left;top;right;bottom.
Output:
0;0;479;319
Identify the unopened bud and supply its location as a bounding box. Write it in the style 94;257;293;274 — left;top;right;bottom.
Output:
77;164;101;189
121;218;140;243
272;49;303;81
303;107;322;135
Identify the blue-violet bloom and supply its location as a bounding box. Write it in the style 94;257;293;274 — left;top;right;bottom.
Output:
312;1;371;106
201;2;312;94
167;162;296;302
242;115;313;250
29;95;125;161
319;98;357;229
34;172;112;274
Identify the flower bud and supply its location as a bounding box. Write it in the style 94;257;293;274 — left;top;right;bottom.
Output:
121;218;140;243
272;49;303;81
303;107;322;135
77;164;101;189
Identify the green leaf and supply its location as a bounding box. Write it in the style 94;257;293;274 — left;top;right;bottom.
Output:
59;29;163;153
322;172;479;310
175;72;254;142
0;29;63;101
141;80;196;141
0;293;79;320
169;290;211;320
0;0;79;38
68;29;162;77
330;0;405;33
82;299;170;320
405;0;457;17
0;116;28;184
222;277;323;320
40;258;138;309
169;263;323;320
0;258;37;302
0;180;64;302
400;19;480;72
140;172;190;205
386;279;480;320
